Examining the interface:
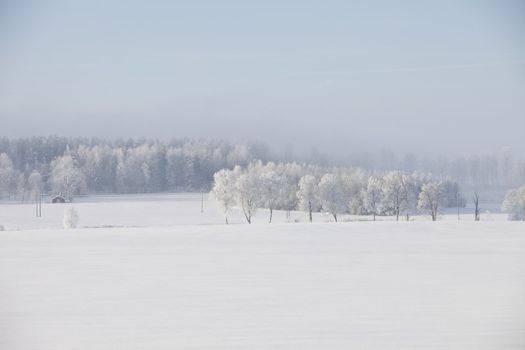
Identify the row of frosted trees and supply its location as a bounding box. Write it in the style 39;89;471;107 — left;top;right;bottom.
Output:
211;161;463;224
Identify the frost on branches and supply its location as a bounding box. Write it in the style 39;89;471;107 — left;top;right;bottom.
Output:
211;168;239;224
50;154;86;201
209;161;463;223
297;175;320;222
319;174;346;222
502;186;525;221
418;181;446;221
363;176;384;221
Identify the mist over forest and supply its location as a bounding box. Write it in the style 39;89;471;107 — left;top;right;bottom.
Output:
0;136;523;203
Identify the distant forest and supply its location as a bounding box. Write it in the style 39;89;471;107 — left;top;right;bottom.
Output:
0;136;523;200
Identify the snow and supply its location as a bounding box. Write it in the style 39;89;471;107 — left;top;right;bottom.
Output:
0;193;508;231
0;193;226;230
1;194;524;349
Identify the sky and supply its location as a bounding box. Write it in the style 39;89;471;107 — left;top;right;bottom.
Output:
1;0;524;157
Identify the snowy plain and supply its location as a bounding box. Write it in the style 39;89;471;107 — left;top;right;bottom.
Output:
0;193;508;231
1;194;524;349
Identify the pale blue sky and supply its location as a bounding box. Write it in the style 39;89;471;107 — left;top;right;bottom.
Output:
1;0;524;156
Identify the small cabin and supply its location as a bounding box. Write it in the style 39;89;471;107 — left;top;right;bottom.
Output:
51;195;66;204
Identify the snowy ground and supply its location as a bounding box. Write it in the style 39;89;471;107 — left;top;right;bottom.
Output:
0;193;507;231
1;194;524;349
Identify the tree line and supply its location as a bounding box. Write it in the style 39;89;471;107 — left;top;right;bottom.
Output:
211;161;465;223
0;137;264;200
0;136;523;202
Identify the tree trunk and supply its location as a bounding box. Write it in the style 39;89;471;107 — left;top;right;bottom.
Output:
473;192;480;221
243;208;251;224
333;213;338;222
373;212;376;221
225;217;228;225
456;191;460;220
431;202;438;221
269;207;273;223
308;201;312;222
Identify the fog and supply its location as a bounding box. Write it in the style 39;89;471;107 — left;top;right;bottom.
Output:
1;1;524;158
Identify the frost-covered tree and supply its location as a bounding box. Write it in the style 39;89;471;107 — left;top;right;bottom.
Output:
146;144;167;192
418;181;445;221
28;170;43;200
76;144;117;193
363;176;384;221
382;171;405;221
115;148;128;193
259;168;282;223
235;172;261;224
165;147;184;190
278;174;299;217
401;174;420;221
226;144;251;168
341;169;367;215
0;153;15;198
112;144;166;193
49;154;86;201
211;168;238;224
297;174;319;222
141;162;151;191
277;163;302;217
15;172;27;202
319;173;345;222
501;186;525;221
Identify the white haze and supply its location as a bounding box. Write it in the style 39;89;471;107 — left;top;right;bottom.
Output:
1;1;524;157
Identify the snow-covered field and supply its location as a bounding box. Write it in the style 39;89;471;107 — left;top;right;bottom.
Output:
0;193;507;231
1;194;524;349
